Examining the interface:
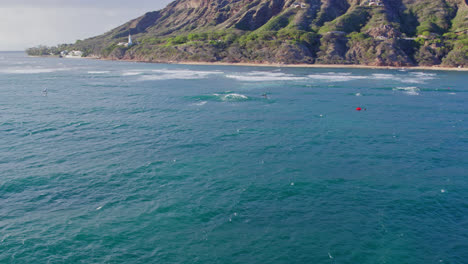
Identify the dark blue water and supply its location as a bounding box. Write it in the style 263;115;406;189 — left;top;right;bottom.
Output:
1;52;467;263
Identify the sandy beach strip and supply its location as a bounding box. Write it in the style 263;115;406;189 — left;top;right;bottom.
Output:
173;61;468;72
83;56;468;72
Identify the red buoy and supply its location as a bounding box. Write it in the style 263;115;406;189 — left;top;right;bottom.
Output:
356;107;362;111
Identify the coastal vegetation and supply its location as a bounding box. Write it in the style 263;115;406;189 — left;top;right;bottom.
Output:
27;0;468;67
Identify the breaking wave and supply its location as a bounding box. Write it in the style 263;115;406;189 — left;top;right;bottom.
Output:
88;71;110;74
226;71;307;82
371;72;437;84
371;73;396;80
307;72;367;82
139;69;223;80
122;71;145;76
193;101;208;106
219;93;249;101
190;92;250;103
394;86;420;95
0;67;67;74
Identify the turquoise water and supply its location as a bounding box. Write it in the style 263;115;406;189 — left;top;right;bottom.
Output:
0;52;467;263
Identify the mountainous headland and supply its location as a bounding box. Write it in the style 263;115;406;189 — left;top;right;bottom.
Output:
27;0;468;68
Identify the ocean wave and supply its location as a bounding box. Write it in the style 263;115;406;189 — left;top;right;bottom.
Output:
308;72;367;82
215;93;249;101
190;92;250;102
410;72;437;77
88;71;110;74
139;69;223;80
0;67;67;74
226;71;306;82
371;73;396;80
225;71;438;84
371;72;437;84
122;71;144;76
193;101;208;106
404;72;437;84
394;86;420;95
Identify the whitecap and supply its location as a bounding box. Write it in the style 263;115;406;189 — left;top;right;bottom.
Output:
212;93;249;101
370;72;436;84
372;73;396;80
307;72;367;82
122;71;144;76
410;72;437;77
226;71;306;82
0;67;66;74
355;93;362;96
194;101;207;106
88;71;110;74
394;86;420;95
152;69;222;75
139;69;223;80
402;72;437;84
223;93;248;100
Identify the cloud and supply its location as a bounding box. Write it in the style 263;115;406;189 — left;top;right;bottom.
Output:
0;1;173;51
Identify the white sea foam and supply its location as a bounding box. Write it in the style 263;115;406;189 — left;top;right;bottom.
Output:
122;70;145;76
226;71;306;82
411;72;437;77
0;67;66;74
213;93;249;101
223;93;248;100
139;69;223;80
369;72;437;84
372;73;396;80
307;72;367;82
394;86;420;95
194;101;208;106
355;93;362;96
404;72;437;84
88;71;110;74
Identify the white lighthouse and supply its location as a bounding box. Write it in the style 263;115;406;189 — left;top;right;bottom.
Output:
128;34;133;46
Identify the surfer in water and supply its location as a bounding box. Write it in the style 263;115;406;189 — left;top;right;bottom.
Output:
42;88;48;96
262;93;268;99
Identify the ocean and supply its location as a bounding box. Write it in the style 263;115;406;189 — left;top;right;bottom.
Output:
0;52;467;263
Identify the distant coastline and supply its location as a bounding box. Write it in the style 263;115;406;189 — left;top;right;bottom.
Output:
93;56;468;72
173;61;468;72
24;0;468;71
25;53;468;71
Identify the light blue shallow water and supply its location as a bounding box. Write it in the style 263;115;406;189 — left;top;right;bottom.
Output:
0;52;467;263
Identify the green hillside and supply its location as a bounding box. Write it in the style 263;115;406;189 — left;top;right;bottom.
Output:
27;0;468;67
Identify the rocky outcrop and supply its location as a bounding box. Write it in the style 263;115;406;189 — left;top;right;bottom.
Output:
316;33;348;64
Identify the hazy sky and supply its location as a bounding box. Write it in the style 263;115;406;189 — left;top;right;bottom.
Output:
0;0;173;51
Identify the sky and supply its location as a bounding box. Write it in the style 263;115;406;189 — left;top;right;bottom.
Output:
0;0;173;51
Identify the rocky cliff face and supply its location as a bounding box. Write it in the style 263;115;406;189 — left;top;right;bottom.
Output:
67;0;468;67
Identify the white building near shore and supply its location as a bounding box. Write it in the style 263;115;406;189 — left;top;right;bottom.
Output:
118;34;134;47
63;50;83;58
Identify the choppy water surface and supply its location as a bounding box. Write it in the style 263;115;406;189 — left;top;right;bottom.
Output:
1;52;467;263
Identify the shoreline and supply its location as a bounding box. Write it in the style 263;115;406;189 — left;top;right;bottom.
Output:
95;57;468;72
29;54;467;72
173;61;468;72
